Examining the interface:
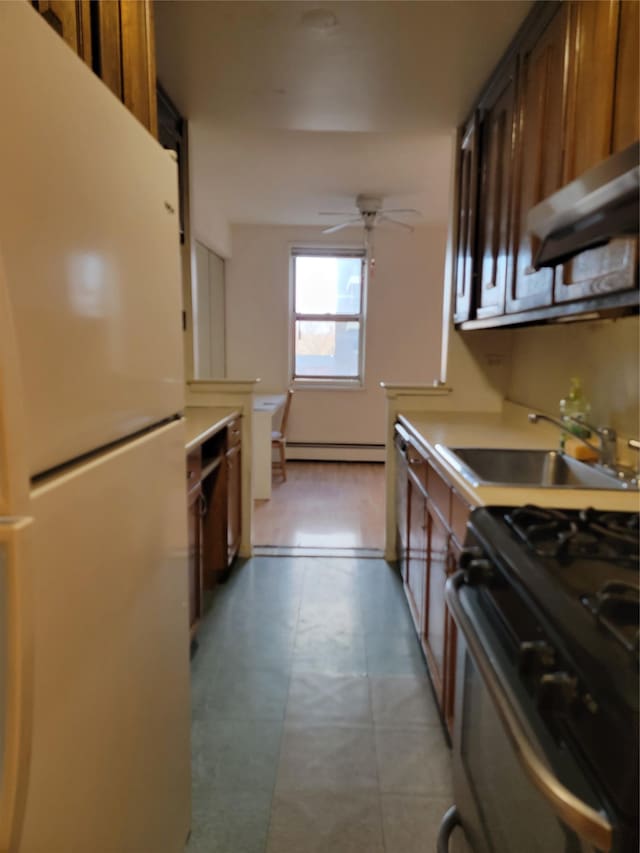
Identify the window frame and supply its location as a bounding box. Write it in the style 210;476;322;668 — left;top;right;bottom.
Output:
289;246;367;388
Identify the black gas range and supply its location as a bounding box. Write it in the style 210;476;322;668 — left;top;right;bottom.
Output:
442;504;639;853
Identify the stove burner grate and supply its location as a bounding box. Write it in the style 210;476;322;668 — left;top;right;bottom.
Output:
505;505;639;563
581;581;640;657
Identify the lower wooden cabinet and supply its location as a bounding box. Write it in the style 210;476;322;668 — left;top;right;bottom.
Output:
406;474;427;633
185;416;243;638
398;425;470;737
394;428;410;574
187;483;203;638
202;417;242;585
423;508;449;703
226;437;242;568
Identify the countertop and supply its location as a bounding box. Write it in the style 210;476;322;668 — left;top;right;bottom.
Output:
184;406;240;453
398;405;640;512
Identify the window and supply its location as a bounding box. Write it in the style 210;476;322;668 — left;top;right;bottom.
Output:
291;248;366;384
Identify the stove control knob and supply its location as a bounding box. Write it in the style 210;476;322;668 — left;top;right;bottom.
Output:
519;641;556;676
458;549;493;584
458;546;483;566
537;672;578;716
464;559;494;585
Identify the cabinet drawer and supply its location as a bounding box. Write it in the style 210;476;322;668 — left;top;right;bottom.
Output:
427;460;451;527
226;418;242;450
451;488;471;548
186;449;201;493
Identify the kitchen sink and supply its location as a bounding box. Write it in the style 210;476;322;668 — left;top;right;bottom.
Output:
435;446;637;490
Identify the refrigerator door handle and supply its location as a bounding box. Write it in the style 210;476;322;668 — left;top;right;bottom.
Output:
0;518;33;853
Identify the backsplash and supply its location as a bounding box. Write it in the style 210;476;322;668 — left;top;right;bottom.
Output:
506;315;639;439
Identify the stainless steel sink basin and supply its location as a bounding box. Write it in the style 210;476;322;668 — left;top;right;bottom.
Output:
435;446;637;490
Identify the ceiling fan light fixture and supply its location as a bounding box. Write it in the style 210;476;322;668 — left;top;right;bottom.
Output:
319;194;421;235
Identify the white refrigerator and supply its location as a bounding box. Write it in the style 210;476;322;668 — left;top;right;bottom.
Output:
0;5;191;852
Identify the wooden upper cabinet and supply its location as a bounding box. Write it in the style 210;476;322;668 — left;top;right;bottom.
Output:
120;0;158;139
507;6;568;314
612;0;640;153
32;0;92;64
555;0;637;303
453;116;479;324
32;0;157;139
93;1;123;99
562;0;619;183
475;70;516;319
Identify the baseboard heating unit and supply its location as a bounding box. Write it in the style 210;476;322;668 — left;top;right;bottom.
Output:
285;442;385;463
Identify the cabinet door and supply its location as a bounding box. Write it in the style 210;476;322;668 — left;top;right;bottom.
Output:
92;1;123;99
406;475;427;635
612;0;640;153
563;0;619;183
32;0;92;65
453;115;480;324
443;539;463;737
507;6;567;313
423;506;449;704
226;444;241;566
476;70;516;318
394;443;409;579
555;0;637;303
187;486;202;636
120;0;158;137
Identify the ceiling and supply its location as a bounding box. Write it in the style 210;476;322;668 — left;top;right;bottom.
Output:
155;0;532;232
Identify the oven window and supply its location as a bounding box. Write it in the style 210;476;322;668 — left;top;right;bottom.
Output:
459;652;581;853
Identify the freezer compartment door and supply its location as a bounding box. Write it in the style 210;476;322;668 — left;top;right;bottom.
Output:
19;420;190;853
0;3;184;478
0;518;33;853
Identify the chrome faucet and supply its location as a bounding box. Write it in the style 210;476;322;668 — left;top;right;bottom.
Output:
528;412;618;469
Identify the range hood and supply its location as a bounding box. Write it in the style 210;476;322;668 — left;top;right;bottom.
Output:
527;140;639;269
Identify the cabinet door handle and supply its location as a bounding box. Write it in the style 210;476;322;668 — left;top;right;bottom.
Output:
199;494;207;517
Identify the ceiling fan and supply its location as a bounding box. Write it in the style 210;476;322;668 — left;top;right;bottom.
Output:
319;194;421;234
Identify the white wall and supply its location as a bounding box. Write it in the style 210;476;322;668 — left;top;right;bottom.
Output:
192;242;226;379
226;223;448;446
505;315;640;438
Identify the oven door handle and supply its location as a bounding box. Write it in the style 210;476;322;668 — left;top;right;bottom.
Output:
446;571;613;853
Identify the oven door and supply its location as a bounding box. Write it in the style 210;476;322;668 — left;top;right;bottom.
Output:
440;572;616;853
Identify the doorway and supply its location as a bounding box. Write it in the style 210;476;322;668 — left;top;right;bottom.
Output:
253;460;385;552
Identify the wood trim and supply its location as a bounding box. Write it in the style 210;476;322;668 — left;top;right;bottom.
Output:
144;0;158;138
120;0;157;138
78;0;92;66
94;0;123;98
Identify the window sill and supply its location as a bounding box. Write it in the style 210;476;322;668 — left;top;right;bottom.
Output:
292;378;365;391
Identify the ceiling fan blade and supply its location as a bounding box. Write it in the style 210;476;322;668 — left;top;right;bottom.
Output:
318;211;356;216
380;208;422;216
321;219;361;234
378;214;414;232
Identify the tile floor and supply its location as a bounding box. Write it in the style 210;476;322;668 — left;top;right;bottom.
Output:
188;556;453;853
